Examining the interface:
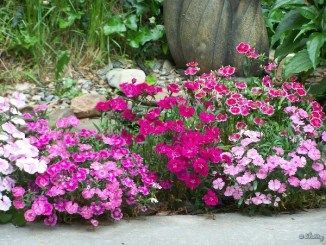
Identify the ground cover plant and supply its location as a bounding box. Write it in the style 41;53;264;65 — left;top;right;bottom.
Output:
0;42;325;227
0;0;325;231
0;97;158;227
96;43;326;213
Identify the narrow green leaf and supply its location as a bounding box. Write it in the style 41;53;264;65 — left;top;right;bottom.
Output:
293;22;317;42
55;51;70;80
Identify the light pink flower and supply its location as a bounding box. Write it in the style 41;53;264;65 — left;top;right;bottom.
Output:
268;179;282;192
213;178;225;190
322;131;326;142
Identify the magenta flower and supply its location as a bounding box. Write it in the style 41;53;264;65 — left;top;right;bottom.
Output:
108;97;128;111
203;189;219;206
236;42;251;54
44;214;58;226
192;158;209;177
185;66;200;76
167;83;180;93
13;199;25;209
179;105;195;118
246;48;259;59
182;173;201;190
199;112;215;124
24;209;36;222
11;186;25;197
95;101;110;112
218;66;236;77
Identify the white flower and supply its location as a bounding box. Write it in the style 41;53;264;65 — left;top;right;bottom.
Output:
14;139;39;158
2;122;25;139
0;133;9;141
0;194;11;211
16;157;47;174
152;183;162;189
150;198;159;204
149;17;156;24
11;117;26;126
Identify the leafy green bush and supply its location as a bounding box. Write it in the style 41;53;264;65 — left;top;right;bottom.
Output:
267;0;325;77
0;0;165;70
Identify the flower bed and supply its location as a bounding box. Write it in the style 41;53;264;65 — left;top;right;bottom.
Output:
0;43;325;227
1;97;157;227
97;43;326;213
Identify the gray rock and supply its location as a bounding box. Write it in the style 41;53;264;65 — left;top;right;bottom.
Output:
44;94;55;102
31;95;42;101
106;68;146;89
152;59;163;70
161;60;174;75
70;93;106;119
97;64;114;79
15;82;35;92
112;60;125;68
78;79;93;89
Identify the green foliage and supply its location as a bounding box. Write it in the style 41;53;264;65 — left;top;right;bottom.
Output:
145;74;157;85
0;210;26;227
55;51;70;80
266;0;326;76
0;0;166;75
0;212;12;224
284;50;313;77
54;77;81;99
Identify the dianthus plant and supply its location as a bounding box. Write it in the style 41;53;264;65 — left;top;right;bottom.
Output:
0;93;46;220
96;42;326;211
16;110;157;227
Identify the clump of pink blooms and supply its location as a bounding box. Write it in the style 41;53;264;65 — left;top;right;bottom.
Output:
96;42;326;209
0;93;46;212
13;109;158;227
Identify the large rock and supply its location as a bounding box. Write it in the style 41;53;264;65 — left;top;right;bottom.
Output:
70;94;106;119
163;0;269;75
106;69;146;89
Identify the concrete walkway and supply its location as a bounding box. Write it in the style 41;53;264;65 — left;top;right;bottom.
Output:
1;209;326;245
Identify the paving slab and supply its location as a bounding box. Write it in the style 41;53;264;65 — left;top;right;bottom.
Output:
1;209;325;245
